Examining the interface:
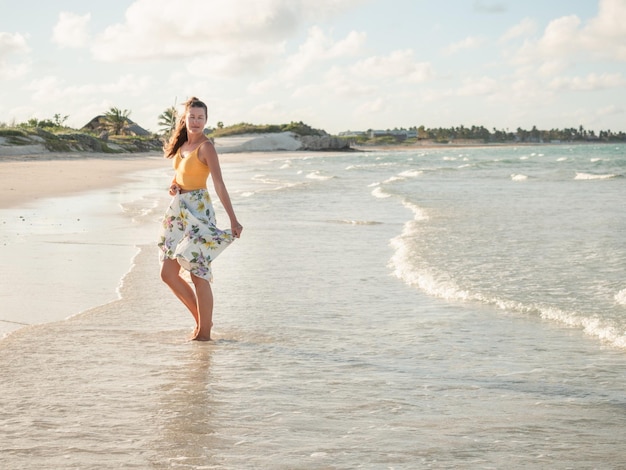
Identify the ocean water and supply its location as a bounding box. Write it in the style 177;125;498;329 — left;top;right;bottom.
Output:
1;145;625;469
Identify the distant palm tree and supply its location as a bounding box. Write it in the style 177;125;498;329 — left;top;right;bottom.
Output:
103;107;131;135
158;106;177;138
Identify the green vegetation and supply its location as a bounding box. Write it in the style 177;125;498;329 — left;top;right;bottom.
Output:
0;109;163;153
3;104;626;157
208;121;325;138
158;106;177;139
357;124;626;144
102;107;132;136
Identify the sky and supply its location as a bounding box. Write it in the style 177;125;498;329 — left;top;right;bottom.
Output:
1;0;625;135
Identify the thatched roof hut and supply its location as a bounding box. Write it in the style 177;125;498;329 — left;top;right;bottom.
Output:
82;115;151;136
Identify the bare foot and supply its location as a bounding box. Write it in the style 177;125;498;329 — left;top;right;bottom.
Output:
190;322;213;341
188;325;199;341
193;334;212;341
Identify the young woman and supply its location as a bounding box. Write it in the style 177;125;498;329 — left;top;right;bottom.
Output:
158;97;243;341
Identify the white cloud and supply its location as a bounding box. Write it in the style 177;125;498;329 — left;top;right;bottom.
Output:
538;15;582;56
186;41;286;78
92;0;293;62
473;1;507;14
586;0;626;38
323;65;376;96
500;18;537;42
582;0;626;60
443;36;485;55
350;49;434;83
355;98;385;116
26;74;153;103
52;12;91;48
25;76;64;102
0;32;31;79
282;26;365;80
0;32;29;57
249;101;283;119
91;0;364;70
595;104;624;119
550;73;625;91
246;26;367;98
456;76;499;97
247;78;276;96
20;74;155;128
508;77;555;104
513;0;626;68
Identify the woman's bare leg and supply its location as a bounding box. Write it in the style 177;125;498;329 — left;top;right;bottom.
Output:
160;258;199;328
191;274;213;341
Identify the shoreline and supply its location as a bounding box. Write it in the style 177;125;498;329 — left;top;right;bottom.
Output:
1;138;617;210
0;148;317;338
1;138;613;210
0;152;167;209
0;150;295;210
0;161;169;338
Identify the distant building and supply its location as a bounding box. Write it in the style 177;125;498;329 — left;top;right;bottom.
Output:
338;130;367;137
368;129;417;140
339;129;418;140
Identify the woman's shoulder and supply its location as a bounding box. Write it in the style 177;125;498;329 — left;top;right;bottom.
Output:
196;139;217;164
198;138;215;151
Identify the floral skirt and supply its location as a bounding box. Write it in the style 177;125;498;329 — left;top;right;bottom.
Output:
158;189;234;281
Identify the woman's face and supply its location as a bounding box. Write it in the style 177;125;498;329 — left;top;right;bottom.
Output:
185;106;207;134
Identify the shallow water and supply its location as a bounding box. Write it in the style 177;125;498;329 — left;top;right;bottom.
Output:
1;146;625;469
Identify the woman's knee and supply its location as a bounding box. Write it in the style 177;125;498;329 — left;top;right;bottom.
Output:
191;274;210;289
160;260;179;284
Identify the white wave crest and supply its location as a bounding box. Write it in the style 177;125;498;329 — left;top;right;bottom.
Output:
247;174;307;194
575;172;616;180
398;170;423;178
383;176;405;184
539;306;626;349
401;200;429;221
391;255;626;349
306;171;334;181
371;187;391;199
389;237;469;302
327;219;383;226
511;174;528;181
389;221;626;350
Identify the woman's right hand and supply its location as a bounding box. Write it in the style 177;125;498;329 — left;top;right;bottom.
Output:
168;184;181;196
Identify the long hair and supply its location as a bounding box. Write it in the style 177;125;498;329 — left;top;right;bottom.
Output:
163;97;208;158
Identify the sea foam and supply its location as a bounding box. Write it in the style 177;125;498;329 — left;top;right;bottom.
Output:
575;172;616;180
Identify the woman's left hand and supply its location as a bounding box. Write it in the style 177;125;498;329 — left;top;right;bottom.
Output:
231;221;243;238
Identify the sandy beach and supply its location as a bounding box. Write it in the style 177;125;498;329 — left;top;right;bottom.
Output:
0;132;319;206
0;153;167;209
0;145;295;210
0;152;165;336
0;139;276;337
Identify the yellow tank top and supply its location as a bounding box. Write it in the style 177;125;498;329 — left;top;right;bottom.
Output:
173;145;211;190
